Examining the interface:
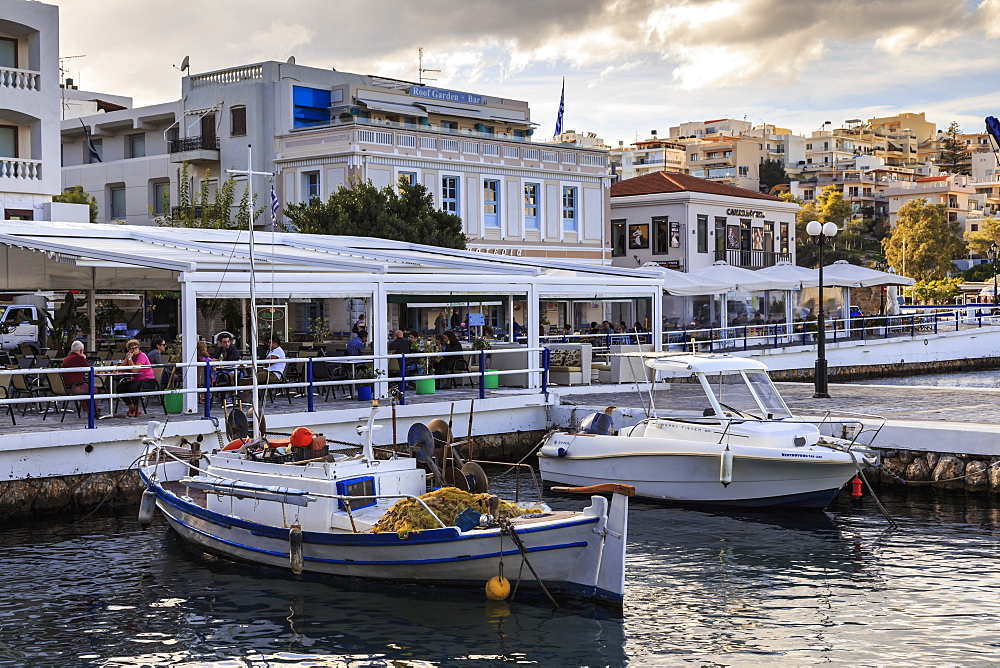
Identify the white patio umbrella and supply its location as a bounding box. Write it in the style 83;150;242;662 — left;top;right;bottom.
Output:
823;260;915;287
754;261;821;289
639;264;734;295
688;261;800;292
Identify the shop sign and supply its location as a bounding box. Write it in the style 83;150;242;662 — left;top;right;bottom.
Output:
408;85;483;106
472;247;524;256
726;208;765;218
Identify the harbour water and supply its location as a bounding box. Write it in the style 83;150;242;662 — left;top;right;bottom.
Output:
1;487;999;666
852;369;1000;388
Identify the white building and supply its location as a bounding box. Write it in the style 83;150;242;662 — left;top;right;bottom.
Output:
884;174;977;233
0;0;78;222
609;171;797;272
61;61;611;261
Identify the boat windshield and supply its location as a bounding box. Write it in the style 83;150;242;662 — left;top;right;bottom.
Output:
710;371;791;420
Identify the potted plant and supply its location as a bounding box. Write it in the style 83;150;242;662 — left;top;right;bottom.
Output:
352;365;383;401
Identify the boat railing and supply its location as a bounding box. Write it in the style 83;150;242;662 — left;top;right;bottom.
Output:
0;346;552;429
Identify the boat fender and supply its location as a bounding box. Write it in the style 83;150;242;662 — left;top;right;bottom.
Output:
138;489;157;527
289;524;304;575
557;447;568;458
486;575;510;601
851;476;863;498
290;427;314;448
222;437;250;451
720;446;733;487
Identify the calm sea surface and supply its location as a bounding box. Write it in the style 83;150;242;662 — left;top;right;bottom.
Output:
1;486;999;666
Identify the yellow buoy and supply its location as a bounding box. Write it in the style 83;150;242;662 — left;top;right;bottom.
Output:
486;575;511;601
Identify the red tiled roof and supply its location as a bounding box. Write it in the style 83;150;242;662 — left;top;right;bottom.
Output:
610;171;783;201
915;176;949;182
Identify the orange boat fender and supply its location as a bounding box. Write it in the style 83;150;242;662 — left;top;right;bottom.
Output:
222;437;250;451
290;427;314;448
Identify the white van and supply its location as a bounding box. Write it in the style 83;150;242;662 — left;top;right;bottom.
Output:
0;305;43;352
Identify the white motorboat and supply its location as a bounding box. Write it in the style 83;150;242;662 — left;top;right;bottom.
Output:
138;407;632;606
539;354;881;509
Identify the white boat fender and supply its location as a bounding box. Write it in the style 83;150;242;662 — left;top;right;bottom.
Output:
720;446;733;487
138;489;157;527
289;523;304;575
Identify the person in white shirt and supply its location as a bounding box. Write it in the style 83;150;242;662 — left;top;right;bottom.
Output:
266;333;286;378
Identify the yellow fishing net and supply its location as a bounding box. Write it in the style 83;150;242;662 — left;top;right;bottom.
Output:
371;487;541;537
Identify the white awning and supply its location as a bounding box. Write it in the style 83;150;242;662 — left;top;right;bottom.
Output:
417;103;489;120
639;264;734;295
688;261;800;292
356;97;428;118
823;260;915;287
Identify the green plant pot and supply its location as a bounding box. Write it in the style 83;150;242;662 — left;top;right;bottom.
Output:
415;378;436;394
483;369;499;389
164;391;183;414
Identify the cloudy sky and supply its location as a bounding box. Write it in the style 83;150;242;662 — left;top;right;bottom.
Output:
51;0;1000;144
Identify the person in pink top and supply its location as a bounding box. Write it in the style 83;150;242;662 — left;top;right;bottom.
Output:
122;338;156;417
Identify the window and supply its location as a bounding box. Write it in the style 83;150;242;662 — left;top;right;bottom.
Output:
152;182;169;216
707;152;717;159
524;183;540;230
561;186;578;232
483;179;500;228
738;165;749;177
971;223;979;232
89;138;103;164
128;133;145;159
803;189;814;200
697;214;708;253
109;187;126;220
690;153;699;161
806;143;813;150
611;220;626;257
292;86;332;129
0;125;16;158
0;37;16;68
231;106;247;136
715;216;727;254
397;171;416;187
303;171;320;200
780;223;789;253
723;151;732;157
441;176;459;214
440;120;458;131
652;217;669;254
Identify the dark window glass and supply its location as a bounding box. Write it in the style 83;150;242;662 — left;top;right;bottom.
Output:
231;106;247;136
611;220;626;257
697;215;708;253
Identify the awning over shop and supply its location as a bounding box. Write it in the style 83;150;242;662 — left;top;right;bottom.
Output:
823;260;915;287
416;103;489;119
356;97;429;118
689;261;799;292
639;264;734;295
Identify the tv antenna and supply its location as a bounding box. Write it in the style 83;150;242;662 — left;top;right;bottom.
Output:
58;54;85;86
418;47;440;85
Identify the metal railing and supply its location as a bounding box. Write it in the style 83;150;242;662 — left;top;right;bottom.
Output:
168;136;220;153
0;347;552;430
661;308;986;353
713;249;793;268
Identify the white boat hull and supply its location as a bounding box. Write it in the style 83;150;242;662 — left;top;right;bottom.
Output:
139;465;628;605
539;433;866;509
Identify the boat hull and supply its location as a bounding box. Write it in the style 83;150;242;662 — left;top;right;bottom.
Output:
538;435;862;510
142;470;627;605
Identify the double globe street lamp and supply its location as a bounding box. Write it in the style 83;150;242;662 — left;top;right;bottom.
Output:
806;220;839;398
989;242;999;308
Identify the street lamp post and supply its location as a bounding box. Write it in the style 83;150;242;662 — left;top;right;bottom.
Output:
807;220;839;398
990;243;999;308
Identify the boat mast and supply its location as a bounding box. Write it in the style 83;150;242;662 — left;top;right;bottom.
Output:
226;146;273;440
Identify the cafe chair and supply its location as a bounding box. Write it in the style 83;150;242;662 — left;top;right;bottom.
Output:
41;372;81;422
0;373;15;425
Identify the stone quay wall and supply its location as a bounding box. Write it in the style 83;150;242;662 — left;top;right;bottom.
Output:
871;449;1000;494
769;357;1000;382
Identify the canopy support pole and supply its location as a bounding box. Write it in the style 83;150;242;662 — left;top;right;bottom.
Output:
87;270;96;353
180;275;198;413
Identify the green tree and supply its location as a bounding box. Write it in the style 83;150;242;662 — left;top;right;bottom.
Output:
758;159;789;192
285;179;467;249
882;197;965;280
960;262;997;282
909;278;962;304
964;217;1000;257
54;186;98;224
937;121;971;175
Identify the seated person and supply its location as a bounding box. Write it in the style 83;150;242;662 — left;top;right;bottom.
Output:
122;338;157;418
265;333;286;379
346;328;367;358
146;337;172;388
433;330;464;376
61;340;100;417
213;331;241;389
388;329;412;356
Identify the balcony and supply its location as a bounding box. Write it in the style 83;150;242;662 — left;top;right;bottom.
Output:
0;158;41;181
168;135;220;164
0;66;40;92
715;249;792;269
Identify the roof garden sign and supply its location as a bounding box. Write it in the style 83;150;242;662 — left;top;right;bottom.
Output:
408;85;484;106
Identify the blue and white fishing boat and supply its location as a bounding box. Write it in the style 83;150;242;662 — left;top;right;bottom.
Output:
137;406;632;606
539;354;881;510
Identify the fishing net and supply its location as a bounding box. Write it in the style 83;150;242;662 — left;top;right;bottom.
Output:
371;487;540;537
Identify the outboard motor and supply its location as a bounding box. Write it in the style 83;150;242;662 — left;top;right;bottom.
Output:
578;411;615;436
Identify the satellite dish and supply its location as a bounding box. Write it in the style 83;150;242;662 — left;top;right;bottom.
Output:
287;56;295;65
180;55;190;72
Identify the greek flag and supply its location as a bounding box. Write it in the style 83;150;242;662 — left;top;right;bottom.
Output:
270;183;280;230
80;119;101;163
554;78;564;137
